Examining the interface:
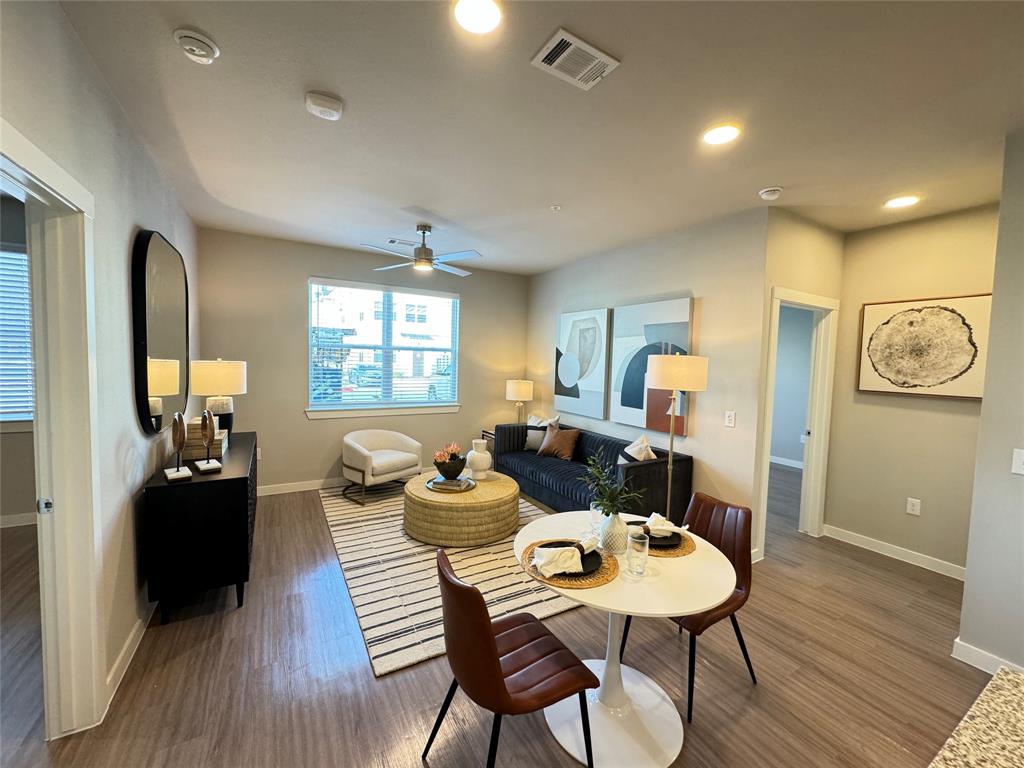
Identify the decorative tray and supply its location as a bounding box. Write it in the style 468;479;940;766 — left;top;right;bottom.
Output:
426;476;477;494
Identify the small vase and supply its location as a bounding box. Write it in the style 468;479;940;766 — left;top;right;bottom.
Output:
434;457;466;481
600;512;628;555
466;439;492;480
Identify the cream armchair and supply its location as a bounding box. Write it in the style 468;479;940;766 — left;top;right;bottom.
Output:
342;429;422;505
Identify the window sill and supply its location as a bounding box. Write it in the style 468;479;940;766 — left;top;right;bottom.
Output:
305;404;462;420
0;420;33;434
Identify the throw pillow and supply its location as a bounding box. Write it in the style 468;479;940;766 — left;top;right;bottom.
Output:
618;434;657;465
537;423;580;460
525;414;560;451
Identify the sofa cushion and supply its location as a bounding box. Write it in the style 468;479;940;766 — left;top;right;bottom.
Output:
537;424;580;460
498;452;593;508
573;429;630;466
369;449;419;476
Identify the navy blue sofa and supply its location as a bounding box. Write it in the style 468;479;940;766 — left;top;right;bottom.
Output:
493;423;694;524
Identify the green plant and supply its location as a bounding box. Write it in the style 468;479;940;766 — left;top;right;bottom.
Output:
581;455;642;516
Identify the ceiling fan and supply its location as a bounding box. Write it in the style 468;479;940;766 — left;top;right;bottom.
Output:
361;224;481;277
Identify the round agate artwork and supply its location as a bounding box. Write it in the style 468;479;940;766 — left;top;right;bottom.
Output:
867;305;977;388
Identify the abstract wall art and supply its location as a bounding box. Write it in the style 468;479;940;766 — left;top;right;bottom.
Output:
610;297;693;434
554;308;610;419
858;293;992;398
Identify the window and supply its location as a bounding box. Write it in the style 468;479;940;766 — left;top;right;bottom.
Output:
0;247;33;421
309;279;459;409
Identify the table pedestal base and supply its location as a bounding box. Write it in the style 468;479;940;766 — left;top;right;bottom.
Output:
543;660;684;767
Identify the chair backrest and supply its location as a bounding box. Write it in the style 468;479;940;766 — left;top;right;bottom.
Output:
684;492;753;597
435;550;510;712
344;429;403;452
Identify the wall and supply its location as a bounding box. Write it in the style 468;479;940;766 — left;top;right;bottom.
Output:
771;306;814;465
197;228;529;489
526;209;769;509
825;206;999;567
956;131;1024;671
1;1;198;693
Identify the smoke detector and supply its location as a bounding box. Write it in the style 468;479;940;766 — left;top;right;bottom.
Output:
173;28;220;65
531;28;619;91
759;186;783;201
305;92;344;122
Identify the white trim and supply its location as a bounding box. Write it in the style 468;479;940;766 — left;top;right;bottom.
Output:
104;606;153;702
951;636;1024;675
770;456;804;469
0;419;33;434
772;286;840;311
822;524;965;580
309;275;460;301
1;512;36;527
306;404;461;420
1;120;94;218
258;476;347;496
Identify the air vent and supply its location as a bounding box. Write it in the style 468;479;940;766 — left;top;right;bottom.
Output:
531;28;619;91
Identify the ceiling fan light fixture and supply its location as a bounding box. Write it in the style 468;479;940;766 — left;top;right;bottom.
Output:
454;0;502;34
413;261;433;272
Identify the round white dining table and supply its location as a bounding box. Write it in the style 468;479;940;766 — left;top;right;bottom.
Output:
513;511;736;768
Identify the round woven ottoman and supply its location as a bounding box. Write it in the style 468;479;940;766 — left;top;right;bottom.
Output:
403;471;520;547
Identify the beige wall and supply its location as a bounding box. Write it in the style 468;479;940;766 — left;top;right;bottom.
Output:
197;228;529;488
525;210;769;510
1;2;198;678
958;131;1024;669
825;206;999;566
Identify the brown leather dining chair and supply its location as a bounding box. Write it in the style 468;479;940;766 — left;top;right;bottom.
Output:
619;492;757;723
423;550;599;767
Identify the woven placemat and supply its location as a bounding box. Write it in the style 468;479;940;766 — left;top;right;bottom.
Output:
648;533;696;558
521;540;619;589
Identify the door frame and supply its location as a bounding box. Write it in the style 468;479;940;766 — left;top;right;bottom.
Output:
2;119;105;738
753;287;839;557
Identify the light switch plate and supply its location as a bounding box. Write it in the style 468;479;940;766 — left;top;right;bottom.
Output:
724;410;736;428
1012;448;1024;476
906;497;921;516
256;447;262;461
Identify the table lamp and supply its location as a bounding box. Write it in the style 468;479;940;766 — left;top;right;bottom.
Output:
505;379;533;423
190;358;247;433
647;354;708;520
147;357;179;432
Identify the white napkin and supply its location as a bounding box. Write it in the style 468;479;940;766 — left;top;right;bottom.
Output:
627;513;688;538
531;536;598;577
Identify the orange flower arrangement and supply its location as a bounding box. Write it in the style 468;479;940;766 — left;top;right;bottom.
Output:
433;442;463;463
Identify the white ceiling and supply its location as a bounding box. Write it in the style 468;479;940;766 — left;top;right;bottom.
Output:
62;1;1023;274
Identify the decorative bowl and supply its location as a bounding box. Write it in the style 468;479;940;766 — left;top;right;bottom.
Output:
434;457;467;481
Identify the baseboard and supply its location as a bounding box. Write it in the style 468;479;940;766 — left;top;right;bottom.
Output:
0;513;36;528
257;476;348;496
822;524;965;580
104;604;154;705
770;456;804;469
952;636;1024;675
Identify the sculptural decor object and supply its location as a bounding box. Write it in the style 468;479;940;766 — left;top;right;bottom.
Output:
194;409;223;473
164;412;193;482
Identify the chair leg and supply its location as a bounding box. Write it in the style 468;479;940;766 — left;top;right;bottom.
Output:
687;632;696;723
619;615;632;662
486;713;502;768
341;482;367;507
579;691;594;768
422;678;458;760
730;614;757;685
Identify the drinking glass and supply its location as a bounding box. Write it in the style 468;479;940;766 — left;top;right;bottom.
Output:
627;531;649;577
588;502;603;537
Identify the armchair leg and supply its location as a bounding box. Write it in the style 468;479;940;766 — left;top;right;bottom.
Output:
422;678;458;760
579;692;594;768
486;713;502;768
687;633;696;723
341;482;367;507
730;614;757;685
619;615;632;662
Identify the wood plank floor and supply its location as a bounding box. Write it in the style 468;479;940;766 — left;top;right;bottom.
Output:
3;480;988;768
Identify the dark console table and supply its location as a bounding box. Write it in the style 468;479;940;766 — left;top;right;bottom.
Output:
142;431;257;623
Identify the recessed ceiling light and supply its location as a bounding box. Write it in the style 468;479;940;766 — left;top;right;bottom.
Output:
454;0;502;34
173;28;220;65
884;195;920;209
702;124;741;145
759;186;783;201
550;204;561;212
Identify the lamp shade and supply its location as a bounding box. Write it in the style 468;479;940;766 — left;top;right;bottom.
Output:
190;359;247;396
647;354;708;392
505;379;534;402
147;358;180;396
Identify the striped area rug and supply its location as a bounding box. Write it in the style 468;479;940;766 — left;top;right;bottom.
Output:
319;483;579;677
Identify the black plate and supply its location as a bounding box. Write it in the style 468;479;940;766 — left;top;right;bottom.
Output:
646;531;682;549
537;540;602;576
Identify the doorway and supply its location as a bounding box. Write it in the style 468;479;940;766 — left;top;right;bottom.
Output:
753;287;840;559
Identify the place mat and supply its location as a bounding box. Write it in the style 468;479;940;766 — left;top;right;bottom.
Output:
521;540;619;589
648;533;696;558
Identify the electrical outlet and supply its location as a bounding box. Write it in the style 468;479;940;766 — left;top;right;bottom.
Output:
256;447;262;461
724;410;736;428
1012;448;1024;476
905;497;921;516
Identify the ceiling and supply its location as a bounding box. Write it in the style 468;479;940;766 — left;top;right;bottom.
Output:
62;1;1023;274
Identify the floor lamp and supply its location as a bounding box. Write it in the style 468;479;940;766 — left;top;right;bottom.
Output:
647;354;708;520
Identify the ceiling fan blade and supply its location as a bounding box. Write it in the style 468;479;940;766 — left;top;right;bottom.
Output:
373;262;415;271
386;237;419;247
361;244;412;259
433;249;481;264
433;263;471;277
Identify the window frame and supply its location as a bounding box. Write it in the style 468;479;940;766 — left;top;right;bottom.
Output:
305;277;461;417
